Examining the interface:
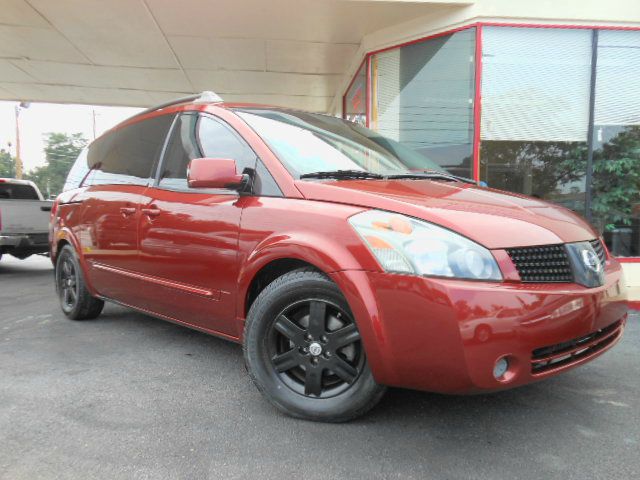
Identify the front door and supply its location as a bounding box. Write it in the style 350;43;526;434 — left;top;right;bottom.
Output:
78;113;174;306
136;113;258;337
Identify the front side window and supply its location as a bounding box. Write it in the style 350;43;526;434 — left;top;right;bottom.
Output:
86;114;174;186
237;109;446;178
158;114;258;191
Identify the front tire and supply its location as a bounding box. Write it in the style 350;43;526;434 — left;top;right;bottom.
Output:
244;268;386;422
55;245;104;320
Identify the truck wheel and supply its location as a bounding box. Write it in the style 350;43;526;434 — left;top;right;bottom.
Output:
55;245;104;320
243;268;386;422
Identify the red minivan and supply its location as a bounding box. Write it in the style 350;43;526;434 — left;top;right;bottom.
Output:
51;92;628;422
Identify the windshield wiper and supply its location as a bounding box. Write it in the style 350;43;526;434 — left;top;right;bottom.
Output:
384;170;477;185
299;170;384;180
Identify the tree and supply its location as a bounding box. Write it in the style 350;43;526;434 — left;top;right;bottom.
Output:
25;133;87;197
590;126;640;232
0;146;16;178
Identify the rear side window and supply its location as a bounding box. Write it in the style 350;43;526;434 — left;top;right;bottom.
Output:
0;183;39;200
85;114;174;187
158;114;257;191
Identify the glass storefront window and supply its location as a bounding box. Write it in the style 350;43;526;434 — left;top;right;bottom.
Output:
369;28;476;178
479;27;593;212
353;24;640;258
591;30;640;256
344;61;366;126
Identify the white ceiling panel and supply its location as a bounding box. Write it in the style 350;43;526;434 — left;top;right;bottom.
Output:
0;0;49;27
0;82;158;106
0;0;466;111
221;93;333;112
266;41;358;74
0;60;35;83
168;36;265;71
0;25;88;63
13;60;192;92
186;70;340;97
28;0;178;68
148;0;445;43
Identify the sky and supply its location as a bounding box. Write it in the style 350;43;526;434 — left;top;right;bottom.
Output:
0;101;142;172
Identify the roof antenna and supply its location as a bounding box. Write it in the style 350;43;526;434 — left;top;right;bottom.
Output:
194;91;223;103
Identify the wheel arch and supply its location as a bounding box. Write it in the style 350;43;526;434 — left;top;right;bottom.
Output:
53;228;98;296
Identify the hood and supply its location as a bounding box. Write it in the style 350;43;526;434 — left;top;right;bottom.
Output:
294;179;598;250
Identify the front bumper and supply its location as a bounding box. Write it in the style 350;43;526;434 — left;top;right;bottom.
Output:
330;262;627;394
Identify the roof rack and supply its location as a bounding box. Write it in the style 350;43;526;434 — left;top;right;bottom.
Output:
134;91;223;118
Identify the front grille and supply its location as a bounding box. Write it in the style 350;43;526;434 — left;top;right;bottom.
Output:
531;319;624;375
590;238;606;266
506;244;573;283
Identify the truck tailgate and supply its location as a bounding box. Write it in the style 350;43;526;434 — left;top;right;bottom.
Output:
0;200;52;235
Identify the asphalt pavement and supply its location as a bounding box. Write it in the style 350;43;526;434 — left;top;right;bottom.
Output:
1;254;639;480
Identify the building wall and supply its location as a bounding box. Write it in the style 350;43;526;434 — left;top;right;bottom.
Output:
333;0;640;113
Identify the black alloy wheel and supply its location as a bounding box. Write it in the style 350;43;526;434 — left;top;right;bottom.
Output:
268;299;364;398
57;253;79;313
244;268;386;422
55;245;104;320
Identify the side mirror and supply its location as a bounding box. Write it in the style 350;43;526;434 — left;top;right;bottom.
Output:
187;157;246;190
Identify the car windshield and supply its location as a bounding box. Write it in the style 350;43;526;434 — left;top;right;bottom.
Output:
236;109;446;179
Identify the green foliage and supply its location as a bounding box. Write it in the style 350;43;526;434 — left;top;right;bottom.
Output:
590;126;640;231
0;148;16;178
25;133;87;197
482;126;640;233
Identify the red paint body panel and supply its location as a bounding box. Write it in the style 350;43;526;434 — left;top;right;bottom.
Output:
331;261;626;393
51;101;628;395
294;179;599;249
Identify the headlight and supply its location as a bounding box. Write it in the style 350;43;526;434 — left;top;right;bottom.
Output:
349;210;502;281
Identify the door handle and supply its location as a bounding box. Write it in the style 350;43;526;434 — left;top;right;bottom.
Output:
141;207;161;218
120;206;136;216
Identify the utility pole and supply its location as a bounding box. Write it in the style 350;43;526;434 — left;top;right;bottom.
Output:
14;102;30;179
14;105;22;179
92;108;97;140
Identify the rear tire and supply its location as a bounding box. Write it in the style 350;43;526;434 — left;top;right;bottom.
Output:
244;268;386;422
55;245;104;320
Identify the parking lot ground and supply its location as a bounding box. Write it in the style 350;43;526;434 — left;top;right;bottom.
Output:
1;254;639;480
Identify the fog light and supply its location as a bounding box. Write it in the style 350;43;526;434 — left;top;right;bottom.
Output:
493;357;509;379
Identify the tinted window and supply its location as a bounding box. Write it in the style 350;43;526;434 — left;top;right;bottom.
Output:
0;183;39;200
86;114;173;186
158;114;257;191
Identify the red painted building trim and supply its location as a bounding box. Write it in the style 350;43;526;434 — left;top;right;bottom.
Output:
472;24;483;182
480;22;640;31
617;257;640;263
367;23;478;57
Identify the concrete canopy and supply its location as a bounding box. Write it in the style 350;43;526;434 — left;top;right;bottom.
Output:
0;0;471;112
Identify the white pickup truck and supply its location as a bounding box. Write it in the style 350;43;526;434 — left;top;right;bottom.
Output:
0;178;52;261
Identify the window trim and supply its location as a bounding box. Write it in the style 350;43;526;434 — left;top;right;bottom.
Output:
152;111;283;198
